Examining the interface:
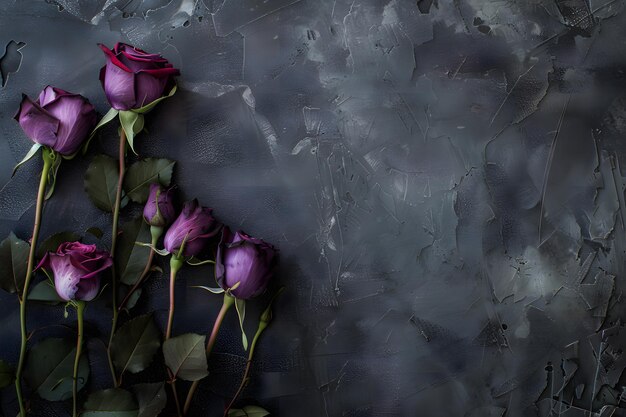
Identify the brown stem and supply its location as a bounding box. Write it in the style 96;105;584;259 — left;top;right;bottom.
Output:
106;129;126;387
183;294;235;415
118;248;155;311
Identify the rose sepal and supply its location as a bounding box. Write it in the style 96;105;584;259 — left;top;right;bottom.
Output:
12;143;42;177
132;84;177;115
83;108;119;154
118;111;144;155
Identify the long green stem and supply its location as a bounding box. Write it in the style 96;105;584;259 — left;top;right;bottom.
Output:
165;255;184;340
183;294;235;415
106;129;126;387
15;148;54;417
72;301;86;417
223;327;264;416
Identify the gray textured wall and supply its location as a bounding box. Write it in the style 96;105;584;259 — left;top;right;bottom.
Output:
1;0;626;416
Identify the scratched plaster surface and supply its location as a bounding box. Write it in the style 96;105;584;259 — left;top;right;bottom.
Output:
1;0;626;416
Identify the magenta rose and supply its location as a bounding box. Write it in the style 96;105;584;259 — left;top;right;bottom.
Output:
143;183;176;228
98;42;180;110
14;86;97;155
163;199;220;257
216;227;277;300
38;242;112;301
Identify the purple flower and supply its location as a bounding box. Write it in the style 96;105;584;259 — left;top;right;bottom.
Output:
98;42;180;110
216;227;277;300
38;242;112;301
14;86;97;155
163;199;220;257
143;184;176;227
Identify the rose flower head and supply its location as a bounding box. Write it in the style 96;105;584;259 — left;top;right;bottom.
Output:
216;227;277;300
15;86;97;156
38;242;112;302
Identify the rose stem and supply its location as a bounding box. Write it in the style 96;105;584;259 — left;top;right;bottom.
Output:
165;255;184;340
72;301;86;417
15;148;54;417
223;326;265;416
106;129;126;387
118;247;155;312
165;255;184;417
183;294;235;415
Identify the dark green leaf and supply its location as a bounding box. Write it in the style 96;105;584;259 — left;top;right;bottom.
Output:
116;217;151;286
24;338;89;401
228;406;271;417
0;360;14;388
84;154;128;212
82;388;138;417
123;158;175;204
86;227;104;239
163;333;208;381
111;314;161;375
132;383;166;417
27;280;62;304
37;232;81;259
120;286;142;311
0;232;30;294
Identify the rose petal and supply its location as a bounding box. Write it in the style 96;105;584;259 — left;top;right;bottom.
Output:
75;276;101;301
102;60;137;110
44;95;96;155
134;72;168;108
15;95;60;148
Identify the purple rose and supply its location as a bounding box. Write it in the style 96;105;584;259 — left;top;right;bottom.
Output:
216;227;277;300
143;184;176;227
163;199;220;257
98;42;180;110
38;242;112;301
14;86;97;155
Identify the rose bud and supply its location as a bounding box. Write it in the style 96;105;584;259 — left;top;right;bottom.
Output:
143;183;176;228
163;199;220;257
14;86;97;155
38;242;112;302
98;42;180;110
216;227;278;300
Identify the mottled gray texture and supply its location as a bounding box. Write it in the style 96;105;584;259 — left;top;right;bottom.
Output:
1;0;626;416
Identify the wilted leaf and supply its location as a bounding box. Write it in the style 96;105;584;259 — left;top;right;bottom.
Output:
24;338;89;401
132;383;166;417
163;333;208;381
27;280;62;304
85;154;128;212
111;314;161;375
37;232;81;258
82;388;138;417
0;232;30;294
0;360;14;388
228;406;271;417
116;217;151;286
123;158;175;204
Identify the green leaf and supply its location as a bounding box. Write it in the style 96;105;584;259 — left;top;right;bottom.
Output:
27;280;62;304
133;85;177;114
24;337;89;401
44;153;63;200
132;383;166;417
111;314;161;375
37;231;81;259
120;286;142;311
84;154;128;212
0;360;14;389
86;227;104;239
83;108;119;153
119;111;143;155
123;158;175;204
235;298;248;351
163;333;208;382
82;388;138;417
116;217;152;286
228;406;271;417
0;232;30;294
12;143;42;176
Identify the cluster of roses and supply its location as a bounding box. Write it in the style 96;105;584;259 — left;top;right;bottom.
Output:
8;42;277;417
